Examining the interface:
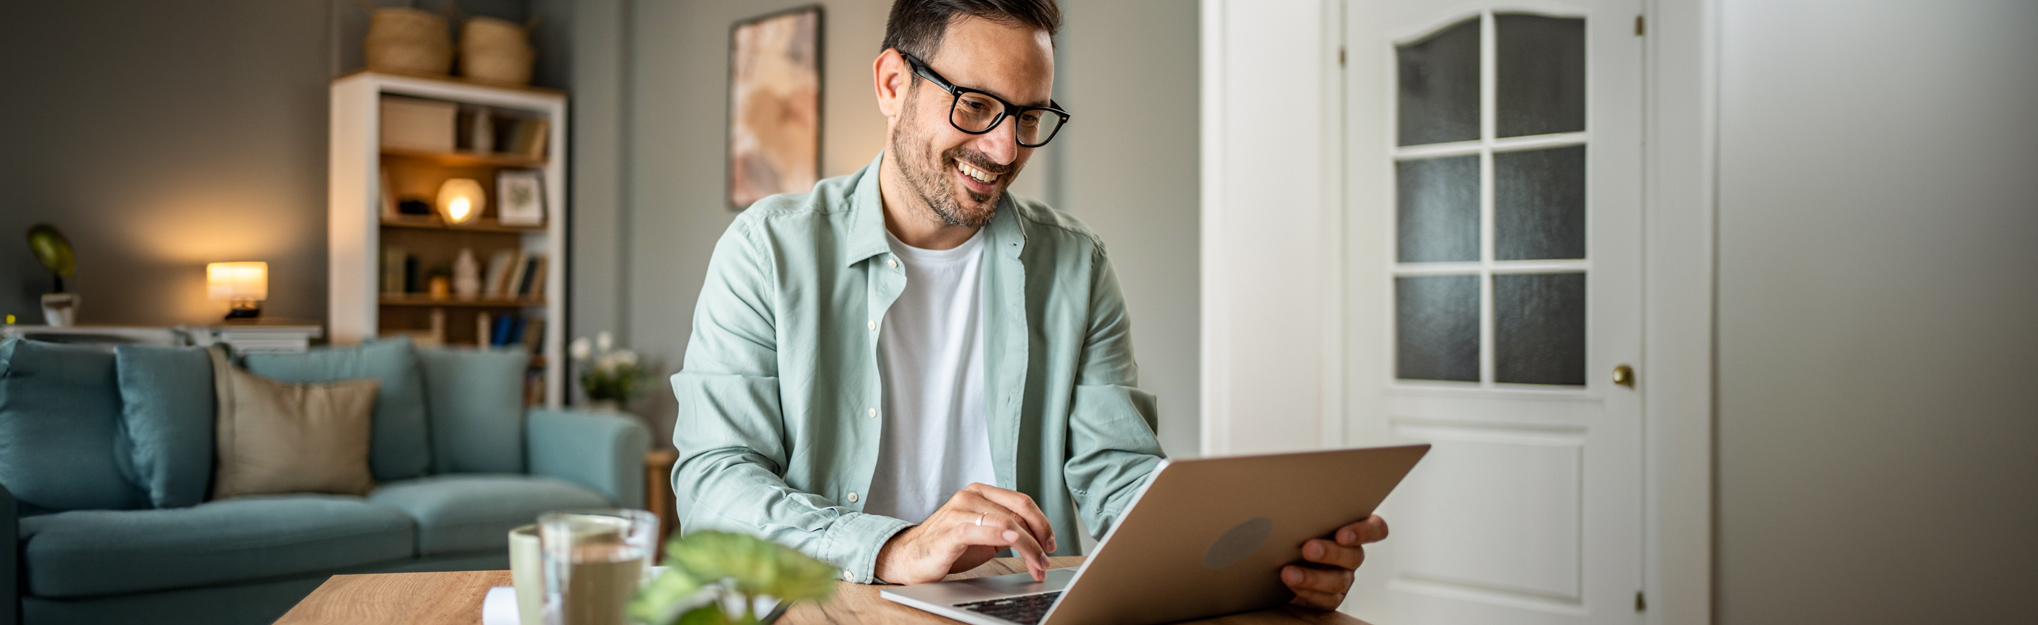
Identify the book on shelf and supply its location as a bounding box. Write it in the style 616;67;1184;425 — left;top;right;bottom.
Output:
483;249;517;296
515;254;546;296
521;318;546;352
381;247;407;293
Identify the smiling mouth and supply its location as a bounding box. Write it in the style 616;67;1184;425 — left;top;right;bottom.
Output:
955;159;1000;186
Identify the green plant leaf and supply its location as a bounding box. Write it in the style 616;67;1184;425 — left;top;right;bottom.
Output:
26;224;74;278
627;566;708;625
663;531;839;602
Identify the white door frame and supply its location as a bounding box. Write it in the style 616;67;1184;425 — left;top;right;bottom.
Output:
1197;1;1718;623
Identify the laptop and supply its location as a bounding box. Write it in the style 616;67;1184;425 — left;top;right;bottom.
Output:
881;444;1430;625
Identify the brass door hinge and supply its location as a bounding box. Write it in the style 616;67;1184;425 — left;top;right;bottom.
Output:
1339;46;1347;67
1635;590;1648;612
1635;15;1646;36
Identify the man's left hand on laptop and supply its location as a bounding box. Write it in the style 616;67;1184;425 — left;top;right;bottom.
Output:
1282;514;1389;609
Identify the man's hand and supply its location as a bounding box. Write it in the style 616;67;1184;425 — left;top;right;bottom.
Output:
1283;515;1389;610
874;483;1058;584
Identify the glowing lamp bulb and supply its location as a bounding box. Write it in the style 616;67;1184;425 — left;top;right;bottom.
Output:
436;178;485;224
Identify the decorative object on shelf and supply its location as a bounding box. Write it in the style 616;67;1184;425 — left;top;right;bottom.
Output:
627;530;837;625
460;16;537;86
28;223;79;327
570;331;646;410
496;169;545;226
453;248;482;299
398;198;434;215
728;6;823;209
381;96;459;152
436;178;485;224
427;263;452;298
360;3;453;77
206;262;269;320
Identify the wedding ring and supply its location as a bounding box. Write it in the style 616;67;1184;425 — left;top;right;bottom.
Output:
977;512;988;526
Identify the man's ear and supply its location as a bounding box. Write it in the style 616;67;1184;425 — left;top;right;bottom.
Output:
873;49;910;119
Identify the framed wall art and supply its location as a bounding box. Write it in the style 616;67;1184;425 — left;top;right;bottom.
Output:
728;5;823;209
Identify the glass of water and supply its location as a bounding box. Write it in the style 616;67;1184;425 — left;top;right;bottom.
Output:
539;509;658;625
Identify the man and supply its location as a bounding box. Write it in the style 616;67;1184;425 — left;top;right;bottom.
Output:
672;0;1384;609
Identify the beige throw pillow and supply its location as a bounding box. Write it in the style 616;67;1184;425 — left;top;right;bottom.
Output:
208;347;380;499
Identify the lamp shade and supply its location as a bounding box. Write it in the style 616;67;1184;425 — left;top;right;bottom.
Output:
207;262;268;301
437;178;485;224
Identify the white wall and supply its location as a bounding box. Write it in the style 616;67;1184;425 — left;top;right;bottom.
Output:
1713;0;2038;621
1200;0;1341;455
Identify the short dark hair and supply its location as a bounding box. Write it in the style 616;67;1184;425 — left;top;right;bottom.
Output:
881;0;1061;63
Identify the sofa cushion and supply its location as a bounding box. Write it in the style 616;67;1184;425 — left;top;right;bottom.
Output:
18;494;415;598
114;345;216;508
210;347;381;499
416;347;527;474
368;475;608;555
244;338;432;481
0;338;147;512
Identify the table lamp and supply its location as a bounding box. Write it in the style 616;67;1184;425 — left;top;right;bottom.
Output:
437;178;485;224
207;261;268;320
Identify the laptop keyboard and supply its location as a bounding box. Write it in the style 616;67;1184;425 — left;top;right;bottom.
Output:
955;591;1063;625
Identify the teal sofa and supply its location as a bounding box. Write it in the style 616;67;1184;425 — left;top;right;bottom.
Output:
0;337;652;625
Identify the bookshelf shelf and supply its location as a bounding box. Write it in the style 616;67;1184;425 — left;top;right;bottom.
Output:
331;71;567;407
380;215;546;233
378;295;546;307
380;147;546;169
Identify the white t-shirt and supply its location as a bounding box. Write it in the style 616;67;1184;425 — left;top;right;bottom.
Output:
860;227;998;524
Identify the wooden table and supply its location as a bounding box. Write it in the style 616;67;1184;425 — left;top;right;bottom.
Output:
275;557;1371;625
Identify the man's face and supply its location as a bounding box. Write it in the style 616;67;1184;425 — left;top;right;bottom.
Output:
888;18;1055;228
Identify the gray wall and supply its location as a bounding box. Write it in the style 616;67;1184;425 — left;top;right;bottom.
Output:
585;0;1201;456
1715;0;2038;621
0;0;333;325
0;0;562;327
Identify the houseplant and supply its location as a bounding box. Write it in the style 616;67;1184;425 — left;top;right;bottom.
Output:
570;331;647;410
26;224;77;326
627;531;837;625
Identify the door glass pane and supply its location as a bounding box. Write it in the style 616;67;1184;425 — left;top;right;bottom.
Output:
1397;18;1480;146
1398;155;1480;262
1494;272;1586;385
1494;146;1586;260
1496;14;1586;138
1397;275;1480;382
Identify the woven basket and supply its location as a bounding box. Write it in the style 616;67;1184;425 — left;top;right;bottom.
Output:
365;8;453;76
460;16;534;85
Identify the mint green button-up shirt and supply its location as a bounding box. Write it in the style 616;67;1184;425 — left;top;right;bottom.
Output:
671;154;1167;583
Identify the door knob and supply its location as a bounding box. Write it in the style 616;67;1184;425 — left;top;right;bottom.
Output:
1612;364;1635;388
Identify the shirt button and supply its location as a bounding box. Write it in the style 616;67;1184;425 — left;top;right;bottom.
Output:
847;492;860;503
868;320;877;331
887;258;898;268
842;570;855;582
868;408;878;418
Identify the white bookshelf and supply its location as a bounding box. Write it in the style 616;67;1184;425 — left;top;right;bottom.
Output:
328;71;567;407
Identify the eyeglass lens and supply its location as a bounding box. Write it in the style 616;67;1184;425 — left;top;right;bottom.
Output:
951;92;1063;146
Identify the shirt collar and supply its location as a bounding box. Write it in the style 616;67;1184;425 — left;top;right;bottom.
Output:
844;151;1027;267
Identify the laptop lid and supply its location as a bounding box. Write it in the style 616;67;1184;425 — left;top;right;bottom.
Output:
1036;444;1430;625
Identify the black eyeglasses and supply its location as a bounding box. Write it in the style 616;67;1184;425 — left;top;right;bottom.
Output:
900;51;1071;148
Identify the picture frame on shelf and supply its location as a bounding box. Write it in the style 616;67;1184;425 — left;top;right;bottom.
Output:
496;169;545;226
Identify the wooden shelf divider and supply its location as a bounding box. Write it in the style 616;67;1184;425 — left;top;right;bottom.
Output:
379;294;545;307
380;215;547;233
380;147;546;168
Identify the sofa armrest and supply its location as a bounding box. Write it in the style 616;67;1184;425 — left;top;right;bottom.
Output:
526;409;651;509
2;481;18;625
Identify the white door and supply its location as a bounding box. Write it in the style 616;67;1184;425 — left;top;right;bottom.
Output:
1339;2;1644;625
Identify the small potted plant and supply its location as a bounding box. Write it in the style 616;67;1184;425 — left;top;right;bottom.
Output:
26;224;78;326
628;531;837;625
570;331;647;411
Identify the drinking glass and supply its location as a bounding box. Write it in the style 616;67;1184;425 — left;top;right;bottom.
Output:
540;509;658;625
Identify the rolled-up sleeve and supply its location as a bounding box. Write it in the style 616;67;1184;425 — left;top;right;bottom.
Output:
1061;247;1167;538
671;219;909;582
